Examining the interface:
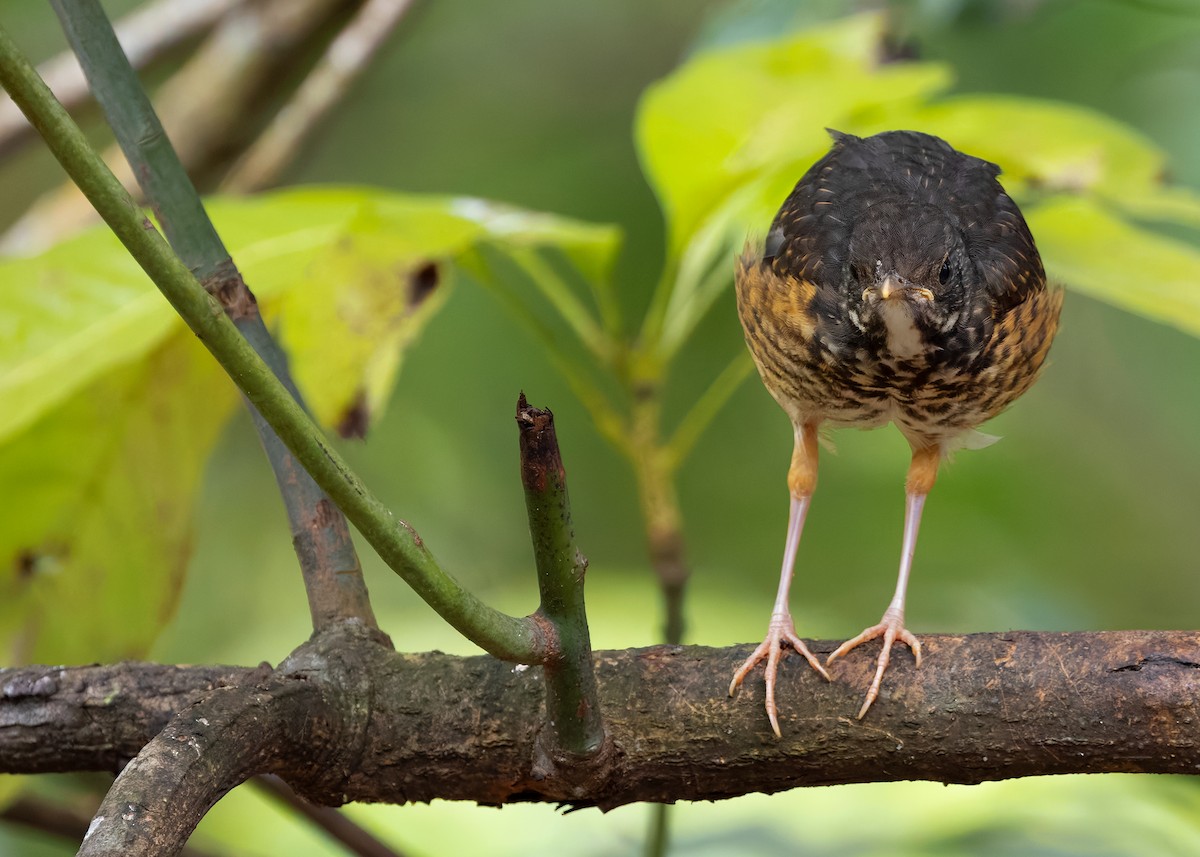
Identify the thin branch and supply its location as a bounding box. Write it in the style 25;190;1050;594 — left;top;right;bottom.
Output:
50;0;379;634
629;391;689;646
0;0;243;160
4;631;1200;806
222;0;419;192
507;246;612;364
517;395;607;759
50;0;229;276
253;775;409;857
0;23;541;663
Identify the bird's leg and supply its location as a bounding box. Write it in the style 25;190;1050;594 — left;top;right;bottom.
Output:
729;421;831;737
828;443;940;719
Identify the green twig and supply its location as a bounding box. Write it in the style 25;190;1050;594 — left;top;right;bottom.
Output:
635;256;679;359
645;804;670;857
50;0;378;633
582;255;622;342
654;204;743;362
517;395;605;756
468;249;630;454
508;246;611;362
0;22;540;664
629;391;689;646
49;0;226;279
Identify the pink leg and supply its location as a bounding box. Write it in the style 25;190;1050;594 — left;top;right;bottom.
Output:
828;445;938;719
729;423;830;737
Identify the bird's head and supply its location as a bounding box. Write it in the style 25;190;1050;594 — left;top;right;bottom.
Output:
845;201;977;356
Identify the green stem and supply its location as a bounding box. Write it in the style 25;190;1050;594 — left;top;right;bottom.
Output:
509;246;610;363
517;396;605;755
636;256;679;358
50;0;227;280
645;804;670;857
629;386;689;646
50;0;378;633
470;248;630;454
0;22;539;664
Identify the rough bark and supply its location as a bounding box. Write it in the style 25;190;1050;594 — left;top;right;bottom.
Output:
3;629;1199;815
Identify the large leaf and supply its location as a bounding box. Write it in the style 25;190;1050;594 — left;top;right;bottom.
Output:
635;13;951;256
0;333;236;665
1029;196;1200;339
0;187;618;665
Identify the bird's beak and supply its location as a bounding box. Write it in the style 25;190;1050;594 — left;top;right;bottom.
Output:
879;274;901;301
875;274;934;303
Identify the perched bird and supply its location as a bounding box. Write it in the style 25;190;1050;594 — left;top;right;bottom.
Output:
729;129;1062;734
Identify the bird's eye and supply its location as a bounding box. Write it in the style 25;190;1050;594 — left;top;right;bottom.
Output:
938;257;952;285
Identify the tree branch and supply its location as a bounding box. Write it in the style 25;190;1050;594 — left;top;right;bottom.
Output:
4;631;1198;811
77;673;333;856
221;0;419;192
49;0;381;635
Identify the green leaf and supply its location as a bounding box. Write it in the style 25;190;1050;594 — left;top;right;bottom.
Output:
901;95;1167;200
0;227;172;444
0;186;619;664
214;189;620;431
1028;196;1200;339
0;333;236;664
635;13;951;257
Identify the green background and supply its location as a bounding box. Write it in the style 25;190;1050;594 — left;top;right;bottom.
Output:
4;0;1200;854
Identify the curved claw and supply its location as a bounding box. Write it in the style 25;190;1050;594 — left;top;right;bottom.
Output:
729;613;831;737
827;613;922;719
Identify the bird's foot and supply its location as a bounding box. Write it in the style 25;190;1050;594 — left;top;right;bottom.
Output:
729;612;831;737
827;608;922;719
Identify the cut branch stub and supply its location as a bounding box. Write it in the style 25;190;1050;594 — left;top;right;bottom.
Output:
516;394;609;768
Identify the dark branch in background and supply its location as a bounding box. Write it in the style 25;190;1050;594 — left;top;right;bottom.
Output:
517;395;608;761
49;0;381;634
0;0;243;161
253;776;409;857
0;794;227;857
2;0;356;254
3;631;1200;809
222;0;419;192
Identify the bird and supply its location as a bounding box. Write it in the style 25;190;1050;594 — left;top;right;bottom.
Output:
729;129;1062;734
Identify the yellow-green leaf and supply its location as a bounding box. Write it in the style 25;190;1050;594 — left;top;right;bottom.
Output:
635;13;951;255
901;96;1167;201
1029;196;1200;339
0;187;618;664
0;333;236;664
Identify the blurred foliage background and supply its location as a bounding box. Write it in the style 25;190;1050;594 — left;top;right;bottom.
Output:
3;0;1200;855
